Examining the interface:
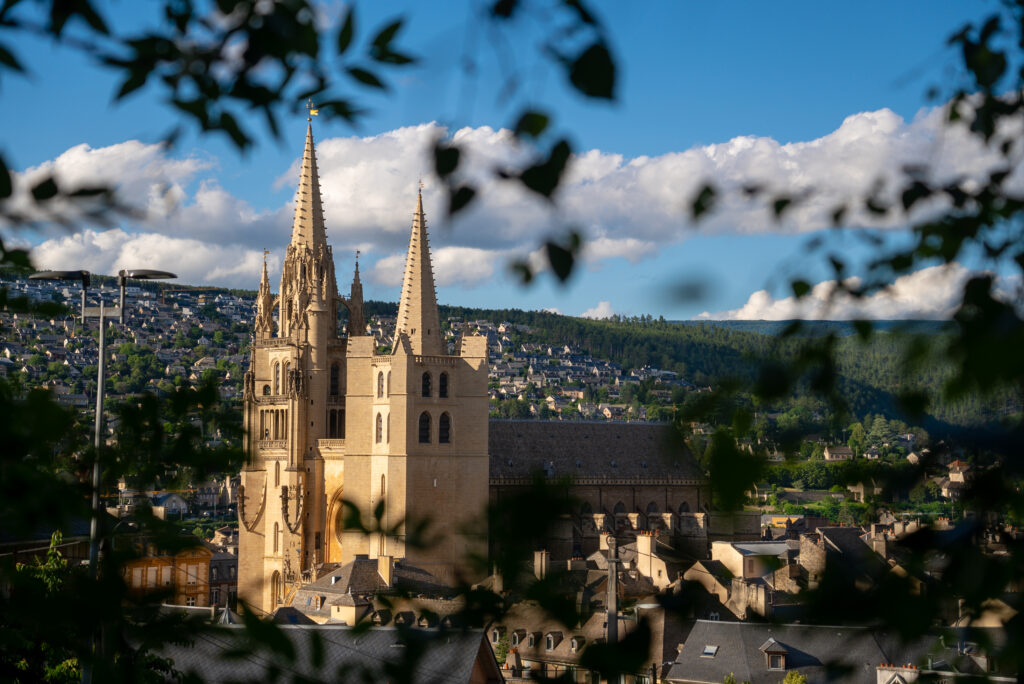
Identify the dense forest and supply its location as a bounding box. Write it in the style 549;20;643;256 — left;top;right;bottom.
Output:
417;303;1016;434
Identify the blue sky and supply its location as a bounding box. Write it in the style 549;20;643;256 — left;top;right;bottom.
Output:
0;1;1002;319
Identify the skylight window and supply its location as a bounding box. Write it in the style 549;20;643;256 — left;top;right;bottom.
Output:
701;644;719;658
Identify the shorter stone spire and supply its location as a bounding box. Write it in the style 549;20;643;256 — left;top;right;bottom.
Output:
346;252;365;337
395;189;443;356
255;253;274;339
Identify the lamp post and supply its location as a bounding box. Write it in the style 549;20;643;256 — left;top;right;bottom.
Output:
31;267;175;684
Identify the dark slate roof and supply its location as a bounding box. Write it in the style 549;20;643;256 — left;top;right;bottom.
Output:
488;420;702;480
156;625;498;683
666;621;936;684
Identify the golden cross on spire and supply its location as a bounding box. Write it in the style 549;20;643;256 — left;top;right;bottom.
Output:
263;248;270;262
306;98;319;122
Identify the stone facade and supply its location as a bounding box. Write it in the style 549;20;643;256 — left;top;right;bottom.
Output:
237;124;488;616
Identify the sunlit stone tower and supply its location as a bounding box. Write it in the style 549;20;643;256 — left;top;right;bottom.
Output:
237;121;488;616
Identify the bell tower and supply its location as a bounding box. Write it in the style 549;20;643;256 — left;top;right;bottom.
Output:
341;189;489;583
238;118;359;615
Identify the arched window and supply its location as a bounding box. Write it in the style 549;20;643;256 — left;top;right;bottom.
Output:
275;461;280;487
380;474;386;498
646;501;660;515
273;362;280;394
439;412;451;444
377;371;384;398
271;571;281;606
262;384;271;395
330;363;340;396
211;567;218;581
418;412;431;443
386;371;391;396
375;413;383;444
421;372;431;397
439;372;449;398
273;522;279;552
678;502;690;515
613;501;626;515
338;409;345;439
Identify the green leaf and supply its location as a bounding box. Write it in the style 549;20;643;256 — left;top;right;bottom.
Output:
513;110;550;138
772;196;792;218
371;19;403;50
0;153;11;199
791;280;811;298
852;320;873;341
448;184;475;215
563;0;598;26
569;41;615;99
115;69;148;100
347;66;385;89
434;143;460;178
31;177;58;201
510;261;533;284
520;139;571;199
217;111;249;150
337;7;355;55
491;0;518;18
691;184;716;220
0;41;24;73
546;240;574;282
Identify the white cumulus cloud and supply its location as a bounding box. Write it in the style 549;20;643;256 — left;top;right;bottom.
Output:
697;263;1015;320
580;300;616;319
13;103;1024;291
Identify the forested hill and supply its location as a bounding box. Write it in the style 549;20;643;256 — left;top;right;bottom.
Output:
372;302;1000;431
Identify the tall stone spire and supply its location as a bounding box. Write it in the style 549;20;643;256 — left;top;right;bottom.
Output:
395;189;443;356
289;123;327;249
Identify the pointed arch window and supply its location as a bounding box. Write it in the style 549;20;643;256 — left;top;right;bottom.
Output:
418;412;431;443
330;363;340;396
439;412;451;444
439;372;449;398
386;371;391;396
262;384;271;395
273;522;279;553
375;413;383;444
377;371;384;398
275;461;280;487
421;372;431;398
273;362;281;394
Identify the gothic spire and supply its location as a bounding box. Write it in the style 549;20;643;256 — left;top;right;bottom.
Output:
255;254;274;338
395;189;442;356
289;123;327;249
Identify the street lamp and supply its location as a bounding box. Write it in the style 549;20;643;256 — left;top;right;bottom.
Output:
31;267;175;684
30;268;175;573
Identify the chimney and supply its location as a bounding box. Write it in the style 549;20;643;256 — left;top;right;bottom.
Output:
378;555;394;587
567;556;587;571
534;549;549;580
606;536;619;645
599;532;611;551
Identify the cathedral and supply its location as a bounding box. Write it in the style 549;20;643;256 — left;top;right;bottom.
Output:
237;122;489;615
238;123;710;617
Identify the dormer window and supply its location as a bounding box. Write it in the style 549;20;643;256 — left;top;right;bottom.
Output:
491;627;505;643
545;631;562;651
511;629;525;646
570;636;584;653
527;633;537;648
760;637;787;670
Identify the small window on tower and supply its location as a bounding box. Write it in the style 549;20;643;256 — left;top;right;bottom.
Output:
330;364;340;396
439;413;451;444
418;412;431;443
439;372;448;398
375;413;383;444
377;371;384;398
421;372;431;398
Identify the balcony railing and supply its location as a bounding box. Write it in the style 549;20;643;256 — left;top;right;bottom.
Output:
257;440;288;449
